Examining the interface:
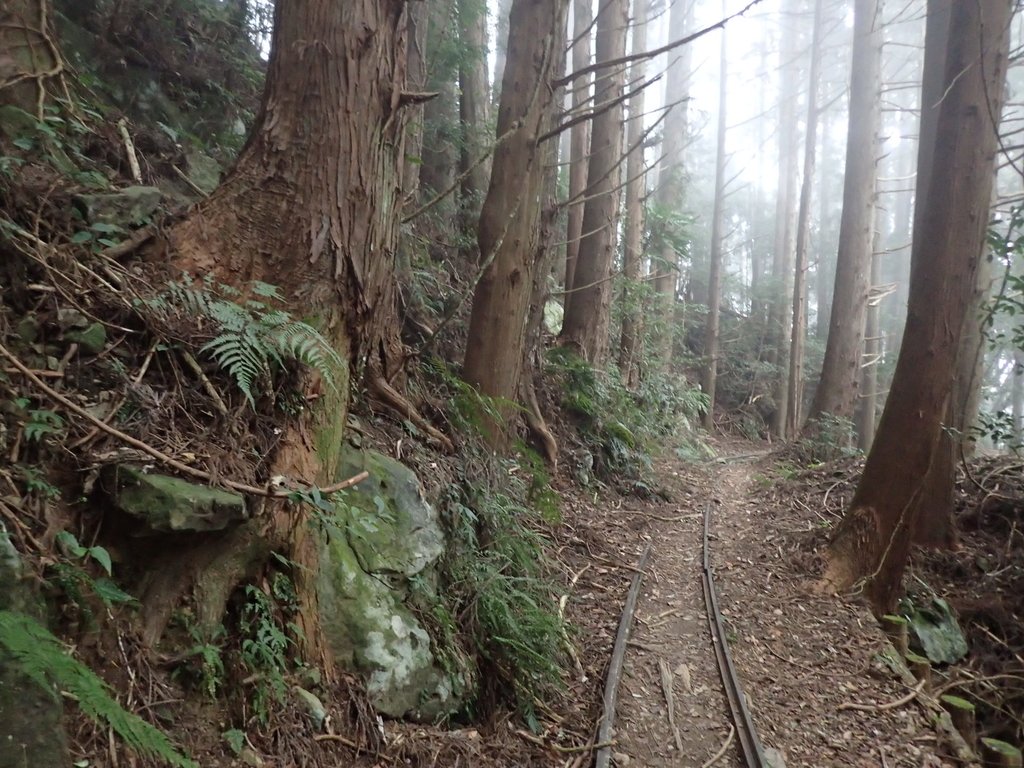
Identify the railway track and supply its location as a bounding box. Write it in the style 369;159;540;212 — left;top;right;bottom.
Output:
702;500;767;767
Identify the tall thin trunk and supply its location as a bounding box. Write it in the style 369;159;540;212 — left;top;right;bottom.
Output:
856;235;882;450
618;0;649;386
786;0;825;437
559;0;629;364
651;0;693;369
703;8;728;430
564;0;593;312
823;0;1011;614
458;0;491;240
420;0;458;204
806;0;881;428
463;0;569;438
492;0;514;104
769;0;801;438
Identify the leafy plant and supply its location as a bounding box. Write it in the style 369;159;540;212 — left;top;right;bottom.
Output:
17;402;64;443
50;531;137;615
238;584;293;722
180;624;227;700
139;277;344;408
0;610;196;767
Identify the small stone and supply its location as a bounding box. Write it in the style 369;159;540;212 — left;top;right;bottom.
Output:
292;686;326;730
612;752;631;766
238;747;264;767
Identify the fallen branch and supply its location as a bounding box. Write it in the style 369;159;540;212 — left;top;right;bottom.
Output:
838;680;925;712
0;340;367;498
658;657;684;752
595;541;653;768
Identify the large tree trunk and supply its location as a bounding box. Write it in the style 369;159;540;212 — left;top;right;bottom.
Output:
785;0;824;438
702;7;728;430
806;0;881;428
617;0;649;387
463;0;569;438
651;0;694;370
768;0;801;439
166;0;410;655
822;0;1011;615
563;0;594;317
559;0;629;364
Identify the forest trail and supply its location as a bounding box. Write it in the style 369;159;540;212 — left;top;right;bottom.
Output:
606;446;951;768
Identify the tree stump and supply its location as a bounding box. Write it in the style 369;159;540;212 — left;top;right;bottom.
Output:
940;695;976;750
881;614;909;657
981;738;1022;768
905;651;931;690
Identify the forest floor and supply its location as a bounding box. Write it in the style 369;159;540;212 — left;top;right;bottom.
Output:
383;440;966;767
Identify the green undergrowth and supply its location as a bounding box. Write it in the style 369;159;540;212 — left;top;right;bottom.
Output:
0;610;197;767
410;359;569;728
545;346;710;481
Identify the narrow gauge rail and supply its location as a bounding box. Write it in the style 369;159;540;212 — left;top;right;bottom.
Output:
702;501;768;767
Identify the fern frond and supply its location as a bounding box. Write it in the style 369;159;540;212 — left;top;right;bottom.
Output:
0;611;197;768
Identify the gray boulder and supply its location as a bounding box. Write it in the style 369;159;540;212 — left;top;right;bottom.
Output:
318;448;465;722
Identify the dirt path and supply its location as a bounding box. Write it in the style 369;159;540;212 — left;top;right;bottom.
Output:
612;456;742;767
610;447;951;768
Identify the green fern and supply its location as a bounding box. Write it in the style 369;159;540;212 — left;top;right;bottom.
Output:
141;278;344;408
0;610;197;768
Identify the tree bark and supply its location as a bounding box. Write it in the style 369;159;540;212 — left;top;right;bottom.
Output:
559;0;629;364
806;0;881;428
822;0;1011;614
617;0;649;387
463;0;569;438
563;0;594;315
702;7;728;430
167;0;411;657
786;0;825;437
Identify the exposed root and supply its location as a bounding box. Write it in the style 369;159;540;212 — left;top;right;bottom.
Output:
368;375;454;452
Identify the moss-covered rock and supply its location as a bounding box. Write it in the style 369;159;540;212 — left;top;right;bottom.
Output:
75;185;163;227
104;465;247;533
318;448;463;722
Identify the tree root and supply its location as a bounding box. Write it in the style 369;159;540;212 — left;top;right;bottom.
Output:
368;375;454;452
520;371;558;470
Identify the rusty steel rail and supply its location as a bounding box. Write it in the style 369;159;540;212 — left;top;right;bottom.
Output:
702;501;767;768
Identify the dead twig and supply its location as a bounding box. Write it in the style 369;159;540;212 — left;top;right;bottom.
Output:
701;725;736;768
